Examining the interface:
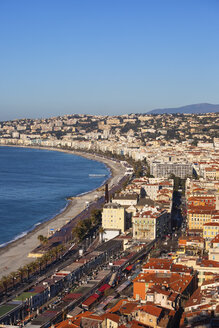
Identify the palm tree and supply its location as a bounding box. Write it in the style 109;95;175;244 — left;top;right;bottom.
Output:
42;253;50;267
0;279;5;295
10;271;18;288
42;236;48;245
54;245;61;260
48;249;55;262
36;257;44;274
28;261;37;278
1;275;9;293
72;227;79;243
72;225;84;243
25;263;34;280
59;244;66;258
53;244;65;261
17;266;26;283
38;235;45;244
37;235;48;246
90;209;102;226
48;250;54;262
0;280;4;294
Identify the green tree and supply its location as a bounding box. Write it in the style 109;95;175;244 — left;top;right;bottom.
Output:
0;276;9;293
42;253;51;267
38;235;45;244
17;267;26;283
30;261;37;276
53;245;65;260
90;209;102;226
37;235;48;245
10;271;18;288
25;263;34;280
36;257;44;274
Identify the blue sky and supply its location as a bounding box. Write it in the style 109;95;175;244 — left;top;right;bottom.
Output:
0;0;219;120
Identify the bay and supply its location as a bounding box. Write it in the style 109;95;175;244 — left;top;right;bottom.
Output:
0;146;110;246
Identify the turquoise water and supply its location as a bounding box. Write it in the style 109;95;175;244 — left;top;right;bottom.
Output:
0;147;110;246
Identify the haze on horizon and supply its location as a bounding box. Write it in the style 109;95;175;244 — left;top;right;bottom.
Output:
1;0;219;121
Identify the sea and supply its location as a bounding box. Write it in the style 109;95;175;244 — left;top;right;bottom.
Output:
0;146;110;247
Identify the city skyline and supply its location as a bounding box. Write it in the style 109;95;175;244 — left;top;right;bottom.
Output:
1;0;219;120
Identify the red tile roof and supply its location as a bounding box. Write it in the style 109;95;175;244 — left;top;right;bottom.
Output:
138;304;162;317
134;272;193;294
98;284;111;293
63;293;82;301
211;234;219;243
204;222;219;226
105;313;120;323
82;294;99;307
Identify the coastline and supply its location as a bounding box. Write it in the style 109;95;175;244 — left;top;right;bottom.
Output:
0;146;127;278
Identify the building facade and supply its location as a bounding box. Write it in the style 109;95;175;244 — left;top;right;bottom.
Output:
102;203;126;233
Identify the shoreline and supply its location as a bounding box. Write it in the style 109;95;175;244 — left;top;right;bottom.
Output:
0;145;111;249
0;145;127;278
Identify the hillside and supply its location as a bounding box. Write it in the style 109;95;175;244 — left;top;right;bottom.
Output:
146;103;219;115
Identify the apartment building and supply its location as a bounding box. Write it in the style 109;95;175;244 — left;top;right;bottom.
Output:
150;162;193;179
203;222;219;239
133;272;196;301
209;234;219;261
181;278;219;327
102;203;126;233
177;257;219;285
132;207;168;240
187;207;214;230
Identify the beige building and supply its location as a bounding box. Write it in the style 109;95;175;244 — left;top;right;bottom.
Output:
132;207;168;240
132;305;163;328
204;167;219;180
101;313;120;328
203;222;219;250
177;256;219;285
209;234;219;261
216;191;219;210
187;207;214;230
102;203;126;233
106;117;121;126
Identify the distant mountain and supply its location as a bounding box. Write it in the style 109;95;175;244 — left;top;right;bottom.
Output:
146;103;219;115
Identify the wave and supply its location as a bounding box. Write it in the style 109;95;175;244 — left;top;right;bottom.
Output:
0;230;29;248
0;204;70;248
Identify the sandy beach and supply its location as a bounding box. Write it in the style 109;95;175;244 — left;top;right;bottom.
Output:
0;148;127;278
